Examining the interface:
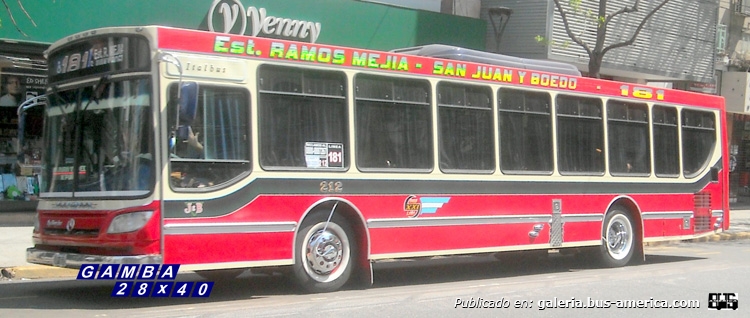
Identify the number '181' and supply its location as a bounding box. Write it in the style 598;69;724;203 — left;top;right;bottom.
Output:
620;85;664;101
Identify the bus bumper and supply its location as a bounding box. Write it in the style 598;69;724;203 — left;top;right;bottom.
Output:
26;248;162;269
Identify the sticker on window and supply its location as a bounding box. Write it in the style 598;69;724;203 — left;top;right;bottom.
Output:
305;142;344;168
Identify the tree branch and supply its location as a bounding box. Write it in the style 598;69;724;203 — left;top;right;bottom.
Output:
604;0;640;26
1;0;39;37
602;0;672;56
17;0;37;27
552;0;592;57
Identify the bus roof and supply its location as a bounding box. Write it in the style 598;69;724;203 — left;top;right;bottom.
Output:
44;25;725;110
391;44;581;76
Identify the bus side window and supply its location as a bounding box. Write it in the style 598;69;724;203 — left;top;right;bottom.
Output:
653;105;679;177
437;82;494;172
498;88;552;173
354;74;432;171
682;110;716;178
258;65;348;170
607;101;650;175
168;84;250;189
556;95;604;174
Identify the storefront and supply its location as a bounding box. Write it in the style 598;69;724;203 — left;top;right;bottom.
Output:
0;0;486;208
0;42;47;206
727;113;750;206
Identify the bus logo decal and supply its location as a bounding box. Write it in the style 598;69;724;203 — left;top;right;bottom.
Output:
404;195;421;218
184;202;204;216
404;196;451;218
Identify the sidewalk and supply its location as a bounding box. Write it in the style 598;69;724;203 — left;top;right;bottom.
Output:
2;210;750;281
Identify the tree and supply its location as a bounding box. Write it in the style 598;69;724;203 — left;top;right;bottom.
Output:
1;0;37;37
549;0;673;78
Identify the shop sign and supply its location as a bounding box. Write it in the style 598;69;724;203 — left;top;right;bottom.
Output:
207;0;322;43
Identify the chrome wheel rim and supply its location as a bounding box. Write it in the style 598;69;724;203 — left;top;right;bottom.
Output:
302;222;350;283
605;214;633;260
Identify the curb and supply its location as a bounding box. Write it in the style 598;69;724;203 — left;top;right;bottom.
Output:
1;265;78;281
686;231;750;243
644;231;750;246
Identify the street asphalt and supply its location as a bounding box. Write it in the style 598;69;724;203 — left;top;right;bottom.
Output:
1;209;749;281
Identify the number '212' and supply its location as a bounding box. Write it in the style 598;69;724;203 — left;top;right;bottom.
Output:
620;85;665;101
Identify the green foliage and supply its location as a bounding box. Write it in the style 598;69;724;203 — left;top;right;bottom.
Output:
535;35;570;49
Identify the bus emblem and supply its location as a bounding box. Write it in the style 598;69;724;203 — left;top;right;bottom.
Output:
66;219;76;232
404;196;451;218
184;202;204;216
404;195;421;218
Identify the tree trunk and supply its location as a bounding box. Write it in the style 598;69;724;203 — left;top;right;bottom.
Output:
588;52;603;79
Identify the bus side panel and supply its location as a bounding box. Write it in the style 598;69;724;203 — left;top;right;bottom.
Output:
368;223;550;256
163;232;293;264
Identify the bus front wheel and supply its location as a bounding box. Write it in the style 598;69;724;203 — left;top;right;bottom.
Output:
293;213;354;293
600;207;635;267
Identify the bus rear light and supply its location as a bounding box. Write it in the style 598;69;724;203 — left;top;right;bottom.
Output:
107;211;154;234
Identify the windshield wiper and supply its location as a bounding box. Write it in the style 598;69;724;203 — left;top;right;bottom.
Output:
82;75;111;112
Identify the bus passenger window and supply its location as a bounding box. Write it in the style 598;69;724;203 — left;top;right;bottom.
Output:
258;65;348;170
682;110;716;177
556;95;604;174
437;82;494;172
607;101;650;175
167;84;250;189
498;88;552;173
652;105;679;177
355;75;432;170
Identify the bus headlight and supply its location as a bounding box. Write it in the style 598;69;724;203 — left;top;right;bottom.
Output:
33;213;39;232
107;211;154;234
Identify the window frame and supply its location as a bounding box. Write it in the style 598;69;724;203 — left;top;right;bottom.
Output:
436;81;495;174
354;73;433;172
555;94;605;176
681;109;717;179
606;100;651;177
167;83;252;192
652;105;680;178
497;88;553;174
257;64;349;171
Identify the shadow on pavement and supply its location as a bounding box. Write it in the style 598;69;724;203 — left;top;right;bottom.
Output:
0;250;703;311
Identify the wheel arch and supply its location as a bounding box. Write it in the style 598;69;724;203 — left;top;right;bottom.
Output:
295;197;372;287
604;195;645;262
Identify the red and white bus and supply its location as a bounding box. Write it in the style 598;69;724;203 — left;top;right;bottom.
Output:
27;26;728;293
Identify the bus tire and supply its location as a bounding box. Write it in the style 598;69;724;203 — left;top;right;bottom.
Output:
293;213;355;293
600;206;635;267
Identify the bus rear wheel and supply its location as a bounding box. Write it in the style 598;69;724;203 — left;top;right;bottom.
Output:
600;207;635;267
293;213;354;293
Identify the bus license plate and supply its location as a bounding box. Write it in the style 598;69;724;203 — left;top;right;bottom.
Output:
52;253;67;267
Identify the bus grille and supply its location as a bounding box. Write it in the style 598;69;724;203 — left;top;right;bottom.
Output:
693;192;711;208
693;192;712;232
694;216;711;232
44;228;100;236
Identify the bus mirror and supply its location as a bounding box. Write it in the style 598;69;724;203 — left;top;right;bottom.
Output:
175;82;198;140
179;82;199;124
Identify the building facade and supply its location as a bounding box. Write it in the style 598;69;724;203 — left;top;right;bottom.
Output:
719;0;750;205
3;0;743;205
0;0;487;205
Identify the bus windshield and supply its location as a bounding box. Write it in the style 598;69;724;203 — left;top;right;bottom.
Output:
42;77;154;197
